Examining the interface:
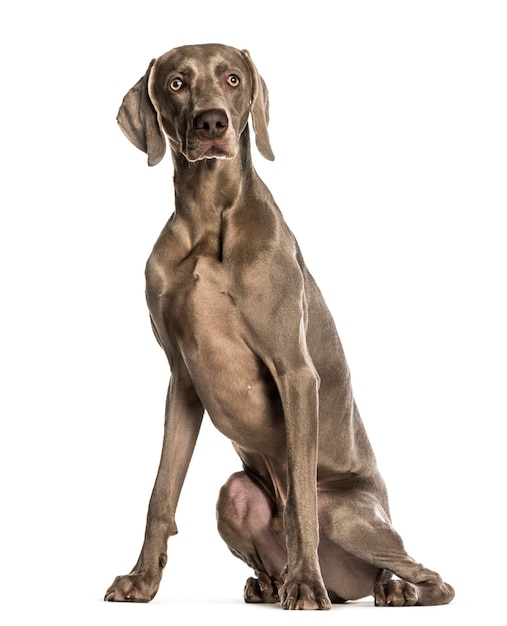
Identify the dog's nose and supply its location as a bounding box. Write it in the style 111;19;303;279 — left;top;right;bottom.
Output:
193;109;229;138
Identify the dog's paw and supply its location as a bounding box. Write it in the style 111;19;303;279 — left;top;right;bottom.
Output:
374;577;455;606
280;573;331;610
104;572;160;603
374;579;418;606
244;572;280;603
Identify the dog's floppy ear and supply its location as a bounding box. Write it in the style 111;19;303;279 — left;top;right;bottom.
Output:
241;50;275;161
117;59;166;166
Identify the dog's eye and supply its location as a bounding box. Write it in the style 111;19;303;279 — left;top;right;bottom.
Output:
227;74;240;87
169;78;184;92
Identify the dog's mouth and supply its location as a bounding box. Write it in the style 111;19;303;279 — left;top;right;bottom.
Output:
184;137;238;162
183;109;239;162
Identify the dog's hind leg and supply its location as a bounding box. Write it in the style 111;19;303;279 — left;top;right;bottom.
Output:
318;490;455;606
217;471;286;604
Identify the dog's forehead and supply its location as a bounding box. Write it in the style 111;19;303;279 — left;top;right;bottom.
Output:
157;44;248;77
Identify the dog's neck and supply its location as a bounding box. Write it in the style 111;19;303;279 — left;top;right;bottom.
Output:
166;126;265;259
170;126;254;225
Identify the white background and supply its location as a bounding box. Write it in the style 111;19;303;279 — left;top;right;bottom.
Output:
1;1;505;624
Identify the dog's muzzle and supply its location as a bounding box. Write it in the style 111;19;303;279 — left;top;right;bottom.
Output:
186;108;237;161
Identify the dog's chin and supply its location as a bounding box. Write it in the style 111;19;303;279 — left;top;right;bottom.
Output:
184;140;238;163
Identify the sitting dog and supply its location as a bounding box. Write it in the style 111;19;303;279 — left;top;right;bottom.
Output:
105;43;455;610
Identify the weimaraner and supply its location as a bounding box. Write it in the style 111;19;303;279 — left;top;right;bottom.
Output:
105;43;454;610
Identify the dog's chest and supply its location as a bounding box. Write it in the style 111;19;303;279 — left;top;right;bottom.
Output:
165;252;251;368
170;252;234;328
148;247;285;451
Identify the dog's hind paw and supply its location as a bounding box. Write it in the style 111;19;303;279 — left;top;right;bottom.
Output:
244;572;280;603
374;577;455;607
374;579;418;606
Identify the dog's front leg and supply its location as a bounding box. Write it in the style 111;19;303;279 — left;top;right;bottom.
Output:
105;372;204;602
276;362;332;611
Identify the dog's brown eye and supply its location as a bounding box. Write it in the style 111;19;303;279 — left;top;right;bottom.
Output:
169;78;184;91
227;74;240;87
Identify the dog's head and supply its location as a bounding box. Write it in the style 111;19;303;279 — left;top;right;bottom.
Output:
117;44;274;165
